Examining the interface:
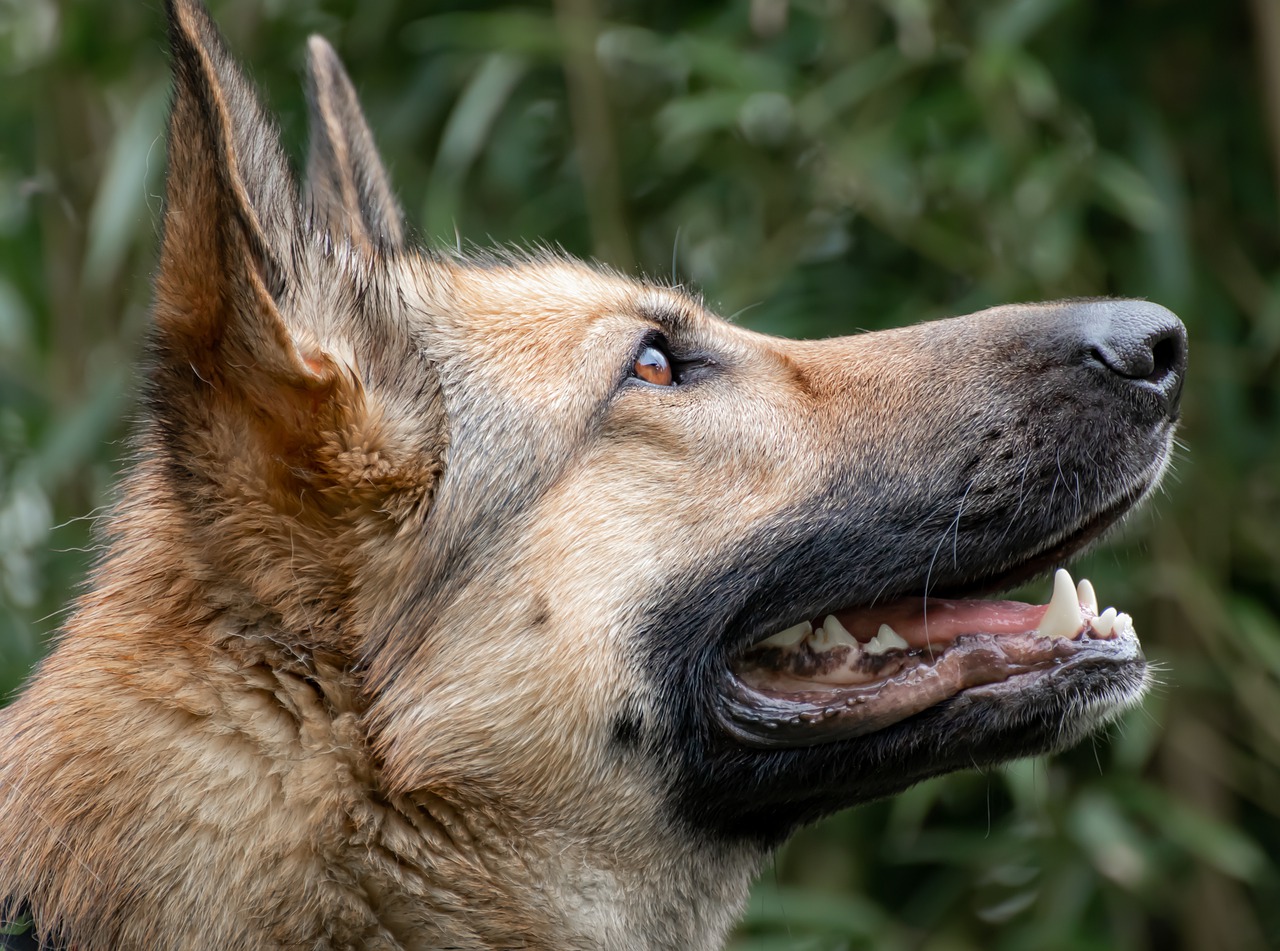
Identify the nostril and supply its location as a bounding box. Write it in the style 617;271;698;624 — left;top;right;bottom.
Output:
1090;341;1156;381
1149;332;1181;383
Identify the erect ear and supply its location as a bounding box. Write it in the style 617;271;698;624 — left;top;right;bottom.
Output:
305;35;406;252
148;1;442;646
158;0;325;390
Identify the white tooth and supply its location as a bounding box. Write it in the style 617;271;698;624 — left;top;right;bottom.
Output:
823;615;859;645
759;621;810;648
1090;607;1117;636
811;615;859;651
865;623;909;656
1114;612;1135;637
878;623;909;649
1076;578;1099;615
1037;568;1083;639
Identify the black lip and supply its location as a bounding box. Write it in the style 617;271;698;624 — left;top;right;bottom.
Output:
929;466;1160;599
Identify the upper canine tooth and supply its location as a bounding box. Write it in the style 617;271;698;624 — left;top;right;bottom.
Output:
811;615;859;651
1090;607;1117;636
865;623;909;656
1076;578;1099;615
1038;568;1083;639
759;621;810;648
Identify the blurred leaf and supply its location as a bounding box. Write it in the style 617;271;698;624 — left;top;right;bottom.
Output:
1092;153;1167;232
739;885;906;950
1068;792;1149;888
423;52;527;241
1122;782;1269;883
82;80;167;292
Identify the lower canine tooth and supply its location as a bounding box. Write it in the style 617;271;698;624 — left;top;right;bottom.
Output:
1038;568;1084;638
865;623;909;655
759;621;810;648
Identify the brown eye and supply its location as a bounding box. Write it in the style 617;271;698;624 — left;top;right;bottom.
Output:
633;345;674;386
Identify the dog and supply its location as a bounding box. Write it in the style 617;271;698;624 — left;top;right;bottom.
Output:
0;1;1186;948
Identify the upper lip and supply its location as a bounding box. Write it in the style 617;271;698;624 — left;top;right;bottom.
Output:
727;458;1166;662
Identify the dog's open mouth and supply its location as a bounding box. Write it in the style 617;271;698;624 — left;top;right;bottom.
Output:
724;568;1142;747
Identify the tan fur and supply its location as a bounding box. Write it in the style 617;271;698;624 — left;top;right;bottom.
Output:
0;3;1181;949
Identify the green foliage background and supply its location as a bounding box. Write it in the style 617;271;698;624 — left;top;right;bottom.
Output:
2;0;1279;947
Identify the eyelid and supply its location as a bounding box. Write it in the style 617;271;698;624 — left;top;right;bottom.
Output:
639;328;671;352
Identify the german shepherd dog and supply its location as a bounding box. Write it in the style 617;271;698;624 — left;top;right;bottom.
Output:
0;1;1186;948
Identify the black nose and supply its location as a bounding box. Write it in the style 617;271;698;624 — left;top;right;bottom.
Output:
1072;299;1187;412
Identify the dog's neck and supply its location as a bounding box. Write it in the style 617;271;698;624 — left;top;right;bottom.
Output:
0;485;761;950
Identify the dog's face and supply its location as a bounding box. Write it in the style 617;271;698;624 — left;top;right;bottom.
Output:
138;0;1184;941
362;264;1178;847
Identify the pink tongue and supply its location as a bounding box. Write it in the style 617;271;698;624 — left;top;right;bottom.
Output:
833;598;1048;649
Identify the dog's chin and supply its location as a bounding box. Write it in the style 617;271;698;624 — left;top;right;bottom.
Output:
736;650;1150;831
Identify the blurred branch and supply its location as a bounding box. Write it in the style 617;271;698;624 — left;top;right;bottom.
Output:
552;0;634;269
1249;0;1280;212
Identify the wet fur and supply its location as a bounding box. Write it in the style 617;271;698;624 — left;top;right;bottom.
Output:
0;2;1175;949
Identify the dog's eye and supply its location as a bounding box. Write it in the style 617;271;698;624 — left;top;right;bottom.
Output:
633;345;674;386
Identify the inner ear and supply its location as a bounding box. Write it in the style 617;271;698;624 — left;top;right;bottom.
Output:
305;35;406;252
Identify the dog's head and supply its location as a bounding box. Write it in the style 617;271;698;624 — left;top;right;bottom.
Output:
147;0;1184;939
